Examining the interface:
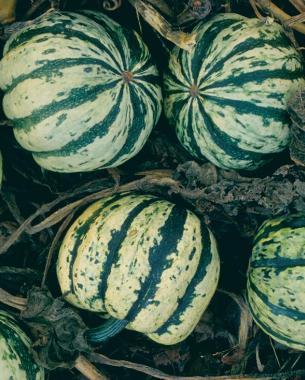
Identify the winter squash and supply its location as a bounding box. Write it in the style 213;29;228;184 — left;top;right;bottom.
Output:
164;13;305;170
0;11;162;172
0;310;44;380
247;214;305;350
57;193;220;345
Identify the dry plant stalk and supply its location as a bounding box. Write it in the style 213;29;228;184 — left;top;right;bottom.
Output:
90;352;305;380
0;287;26;310
102;0;122;11
254;0;305;35
218;290;253;365
75;356;109;380
127;0;197;51
289;0;305;13
145;0;174;18
0;0;17;23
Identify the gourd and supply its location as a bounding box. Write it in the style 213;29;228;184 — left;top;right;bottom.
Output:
0;310;44;380
0;10;162;173
247;214;305;351
57;193;220;345
164;13;305;170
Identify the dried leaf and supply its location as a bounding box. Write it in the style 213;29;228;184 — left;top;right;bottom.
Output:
21;287;90;369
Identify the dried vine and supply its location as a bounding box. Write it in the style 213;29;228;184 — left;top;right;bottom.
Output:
102;0;122;11
252;0;305;34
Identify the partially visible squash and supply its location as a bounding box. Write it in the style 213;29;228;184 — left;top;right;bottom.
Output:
247;214;305;351
0;310;45;380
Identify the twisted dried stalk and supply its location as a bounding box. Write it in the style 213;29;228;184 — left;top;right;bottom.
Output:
254;0;305;35
127;0;196;51
102;0;122;11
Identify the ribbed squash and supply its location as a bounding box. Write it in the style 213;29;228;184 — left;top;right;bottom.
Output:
0;310;44;380
0;11;162;173
57;193;220;345
247;214;305;351
164;13;305;170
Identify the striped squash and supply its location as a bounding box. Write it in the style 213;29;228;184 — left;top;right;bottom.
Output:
57;193;220;345
0;310;44;380
0;11;162;173
247;214;305;351
164;13;305;170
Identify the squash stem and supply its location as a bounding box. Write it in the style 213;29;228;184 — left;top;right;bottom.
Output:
87;318;128;343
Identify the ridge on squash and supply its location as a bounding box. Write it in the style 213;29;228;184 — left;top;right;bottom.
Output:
164;13;305;170
0;11;162;173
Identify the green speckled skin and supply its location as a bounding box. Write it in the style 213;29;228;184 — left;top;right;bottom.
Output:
247;214;305;350
57;193;220;345
164;13;305;170
0;11;162;173
0;311;44;380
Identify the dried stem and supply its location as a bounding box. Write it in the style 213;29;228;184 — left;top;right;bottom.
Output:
25;0;49;19
289;0;305;13
146;0;174;18
286;12;305;26
90;352;305;380
41;211;76;287
102;0;122;11
0;192;76;256
0;287;27;310
26;175;178;235
75;355;109;380
255;0;305;34
218;290;253;365
0;0;17;24
127;0;196;51
249;0;265;19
